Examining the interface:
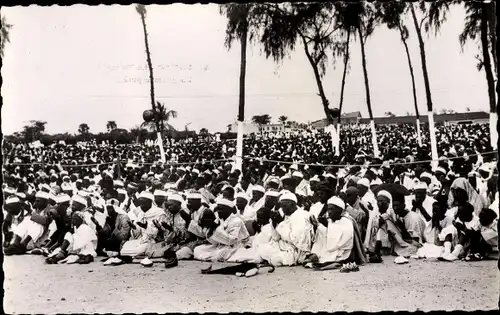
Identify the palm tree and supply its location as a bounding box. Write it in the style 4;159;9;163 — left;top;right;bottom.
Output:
78;123;90;134
257;3;345;155
378;2;422;146
106;121;117;132
410;1;453;162
459;1;496;149
252;114;271;134
252;114;272;125
136;4;166;162
219;4;260;170
140;101;178;144
334;1;380;157
1;15;13;58
278;115;288;124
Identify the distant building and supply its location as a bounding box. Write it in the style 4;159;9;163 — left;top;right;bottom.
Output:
309;111;362;129
309;111;489;129
228;121;305;137
228;122;260;135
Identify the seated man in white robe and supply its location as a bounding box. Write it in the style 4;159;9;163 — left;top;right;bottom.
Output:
4;191;53;255
235;192;257;235
45;212;98;264
405;182;434;223
273;192;315;264
307;196;356;268
193;199;250;262
146;193;204;261
104;191;165;265
3;196;24;248
249;185;266;210
184;191;211;240
229;206;299;266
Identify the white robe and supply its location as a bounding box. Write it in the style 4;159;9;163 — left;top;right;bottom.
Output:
309;202;324;219
274;208;314;263
65;224;98;257
236;205;257;221
311;217;354;263
194;214;250;262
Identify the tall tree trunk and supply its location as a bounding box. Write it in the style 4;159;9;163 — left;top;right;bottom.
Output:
357;26;379;157
235;23;248;171
398;23;422;147
411;4;438;165
338;29;351;124
300;33;338;155
139;12;165;163
480;3;497;149
485;1;497;77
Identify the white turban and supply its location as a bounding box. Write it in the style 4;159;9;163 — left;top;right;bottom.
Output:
279;192;297;203
35;191;50;200
139;191;154;201
357;178;370;188
235;192;250;202
187;192;203;200
217;198;235;208
168;194;184;204
72;195;88;207
252;185;265;193
154;190;168;197
327;196;345;210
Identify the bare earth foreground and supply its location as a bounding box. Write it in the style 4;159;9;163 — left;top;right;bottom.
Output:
3;255;499;313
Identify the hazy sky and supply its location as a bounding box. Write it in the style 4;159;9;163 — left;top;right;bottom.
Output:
1;3;489;135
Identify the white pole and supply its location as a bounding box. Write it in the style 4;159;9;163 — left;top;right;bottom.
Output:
328;124;340;156
156;131;166;163
427;111;439;169
235;120;244;171
416;118;422;147
489;112;497;149
370;119;380;157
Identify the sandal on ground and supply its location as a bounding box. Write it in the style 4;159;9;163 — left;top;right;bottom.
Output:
340;262;359;273
369;254;383;263
464;253;483;261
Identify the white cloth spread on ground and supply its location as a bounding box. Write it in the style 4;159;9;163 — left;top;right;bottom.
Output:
311;217;354;263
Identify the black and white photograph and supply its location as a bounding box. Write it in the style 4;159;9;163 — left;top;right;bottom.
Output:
1;1;499;313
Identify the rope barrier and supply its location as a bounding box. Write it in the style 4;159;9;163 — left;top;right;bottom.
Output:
5;151;497;170
241;150;498;168
5;158;234;168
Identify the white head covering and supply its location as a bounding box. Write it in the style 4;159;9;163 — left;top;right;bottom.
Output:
6;197;20;205
72;195;88;207
279;192;297;203
168;194;184;204
187;192;203;200
252;185;265;193
377;190;392;201
153;190;168;197
217;198;235;208
57;194;71;204
35;191;50;200
139;191;154;201
357;178;370;188
265;190;280;197
327;196;345;210
292;171;304;179
415;182;428;191
235;192;250;202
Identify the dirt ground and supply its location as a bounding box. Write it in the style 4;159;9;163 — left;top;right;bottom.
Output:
3;255;499;313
